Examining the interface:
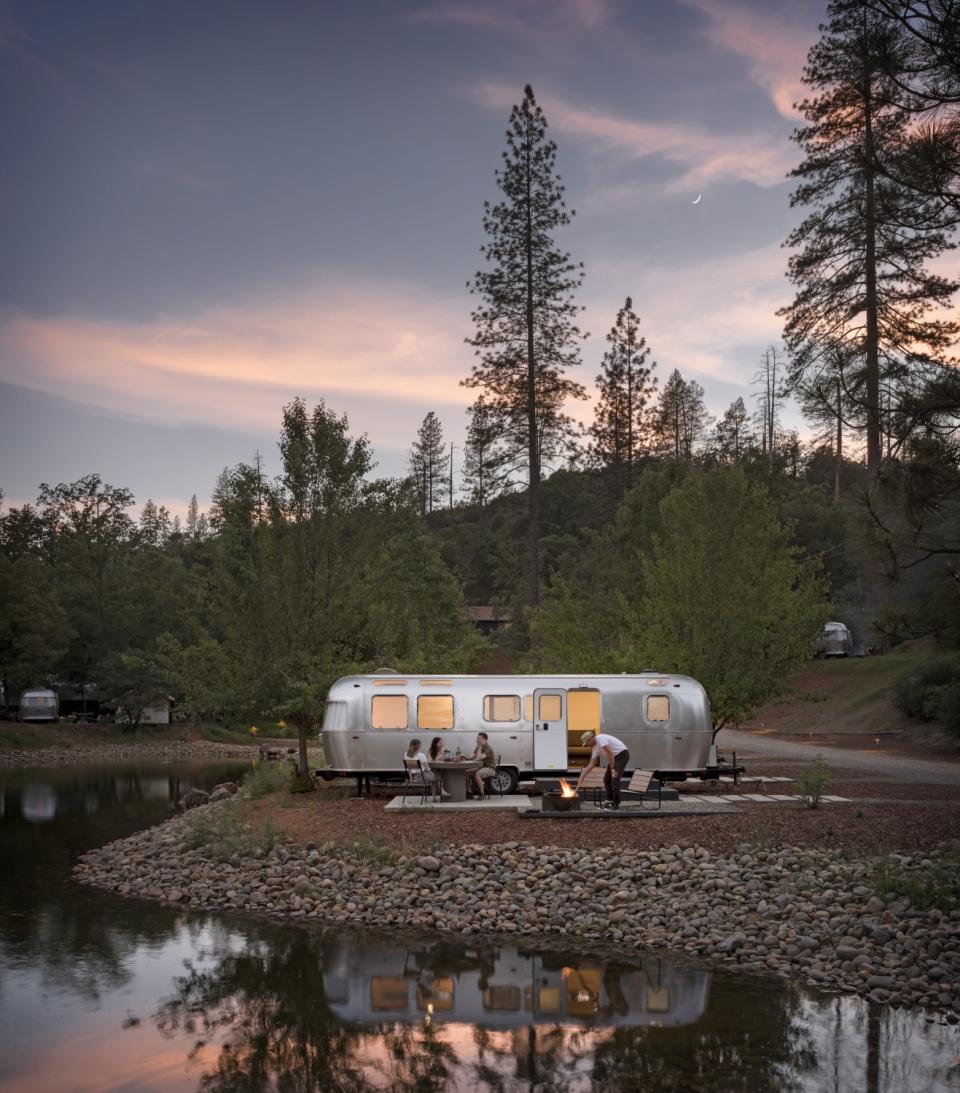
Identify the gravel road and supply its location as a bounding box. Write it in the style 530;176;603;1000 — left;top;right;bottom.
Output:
721;729;960;785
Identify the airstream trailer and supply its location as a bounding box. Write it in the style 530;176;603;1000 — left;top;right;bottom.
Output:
18;689;59;722
816;621;853;658
319;671;712;791
324;937;711;1029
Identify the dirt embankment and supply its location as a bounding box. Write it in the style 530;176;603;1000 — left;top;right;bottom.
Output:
743;643;960;757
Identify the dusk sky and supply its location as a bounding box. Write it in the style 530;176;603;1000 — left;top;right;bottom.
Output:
0;0;832;515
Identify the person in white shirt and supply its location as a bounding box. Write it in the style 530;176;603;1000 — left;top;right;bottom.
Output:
403;739;439;789
575;731;630;810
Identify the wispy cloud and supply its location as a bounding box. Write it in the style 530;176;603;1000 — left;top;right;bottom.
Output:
471;83;792;189
585;243;790;392
678;0;812;120
0;280;476;448
413;0;612;39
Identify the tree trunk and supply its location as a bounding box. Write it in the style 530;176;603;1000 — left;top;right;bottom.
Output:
863;66;882;478
525;142;540;608
298;723;309;777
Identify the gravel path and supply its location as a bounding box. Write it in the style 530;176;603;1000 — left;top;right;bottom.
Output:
721;729;960;785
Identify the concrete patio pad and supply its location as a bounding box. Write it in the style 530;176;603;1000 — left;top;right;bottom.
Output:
385;794;532;812
518;797;742;819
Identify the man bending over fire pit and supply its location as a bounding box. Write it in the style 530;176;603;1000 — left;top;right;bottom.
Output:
576;731;630;810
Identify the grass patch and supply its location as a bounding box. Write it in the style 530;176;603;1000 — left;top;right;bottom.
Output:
344;835;400;866
871;855;960;912
183;807;280;862
243;762;294;799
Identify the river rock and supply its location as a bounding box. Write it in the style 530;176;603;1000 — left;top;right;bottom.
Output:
178;788;210;810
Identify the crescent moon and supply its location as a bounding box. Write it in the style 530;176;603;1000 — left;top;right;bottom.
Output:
692;193;702;204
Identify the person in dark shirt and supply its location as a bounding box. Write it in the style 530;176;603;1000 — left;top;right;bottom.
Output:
468;731;497;799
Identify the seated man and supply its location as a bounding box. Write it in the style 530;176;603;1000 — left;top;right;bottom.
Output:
575;731;630;810
467;731;497;799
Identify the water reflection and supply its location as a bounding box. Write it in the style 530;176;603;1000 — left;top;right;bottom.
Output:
0;763;957;1093
325;937;709;1028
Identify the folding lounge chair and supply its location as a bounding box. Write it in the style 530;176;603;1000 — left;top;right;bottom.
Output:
626;768;662;809
578;767;607;806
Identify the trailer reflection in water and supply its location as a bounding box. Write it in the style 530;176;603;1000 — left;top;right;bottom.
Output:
324;937;709;1030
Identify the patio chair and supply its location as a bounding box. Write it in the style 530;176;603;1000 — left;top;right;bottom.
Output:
578;767;607;806
403;758;438;805
626;768;662;809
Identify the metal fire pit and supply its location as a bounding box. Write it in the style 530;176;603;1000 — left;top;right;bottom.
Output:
542;791;581;813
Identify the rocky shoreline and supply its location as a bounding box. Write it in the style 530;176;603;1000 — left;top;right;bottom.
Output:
72;795;960;1015
0;739;259;768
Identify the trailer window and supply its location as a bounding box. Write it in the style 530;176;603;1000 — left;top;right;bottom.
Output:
418;694;454;730
483;695;521;722
538;694;562;721
371;695;408;729
647;695;670;722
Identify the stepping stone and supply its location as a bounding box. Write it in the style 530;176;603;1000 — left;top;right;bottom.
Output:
768;794;796;801
741;794;777;802
821;795;852;802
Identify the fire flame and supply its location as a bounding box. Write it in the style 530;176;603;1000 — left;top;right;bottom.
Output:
559;778;577;799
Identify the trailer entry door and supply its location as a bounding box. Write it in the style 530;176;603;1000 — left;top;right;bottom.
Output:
533;688;567;770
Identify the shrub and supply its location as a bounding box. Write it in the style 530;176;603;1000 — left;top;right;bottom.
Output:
795;753;831;809
871;855;960;912
243;762;292;799
894;658;960;721
184;808;280;861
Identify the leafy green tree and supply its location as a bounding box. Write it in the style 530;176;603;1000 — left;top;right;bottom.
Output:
590;297;658;491
36;475;137;703
465;84;586;607
0;553;71;701
99;651;169;731
638;468;828;736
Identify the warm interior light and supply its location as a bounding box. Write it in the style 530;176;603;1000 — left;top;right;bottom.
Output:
558;778;577;798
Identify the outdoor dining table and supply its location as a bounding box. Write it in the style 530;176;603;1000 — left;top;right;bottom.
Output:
428;760;482;803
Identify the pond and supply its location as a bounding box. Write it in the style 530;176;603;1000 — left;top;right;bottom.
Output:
0;762;956;1092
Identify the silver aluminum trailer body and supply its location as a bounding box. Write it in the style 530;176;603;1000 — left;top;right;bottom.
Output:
320;671;712;781
816;621;853;658
18;689;59;723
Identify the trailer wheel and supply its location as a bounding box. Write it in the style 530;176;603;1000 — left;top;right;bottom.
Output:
489;767;519;794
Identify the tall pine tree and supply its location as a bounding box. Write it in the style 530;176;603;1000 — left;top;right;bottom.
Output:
465;85;586;607
408;412;445;516
652;370;711;460
780;0;958;477
589;296;658;490
462;397;512;507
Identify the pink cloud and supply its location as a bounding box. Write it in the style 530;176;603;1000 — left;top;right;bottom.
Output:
678;0;812;120
472;83;793;189
0;280;475;448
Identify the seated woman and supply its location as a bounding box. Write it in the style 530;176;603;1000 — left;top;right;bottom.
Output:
428;737;445;763
403;739;441;794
